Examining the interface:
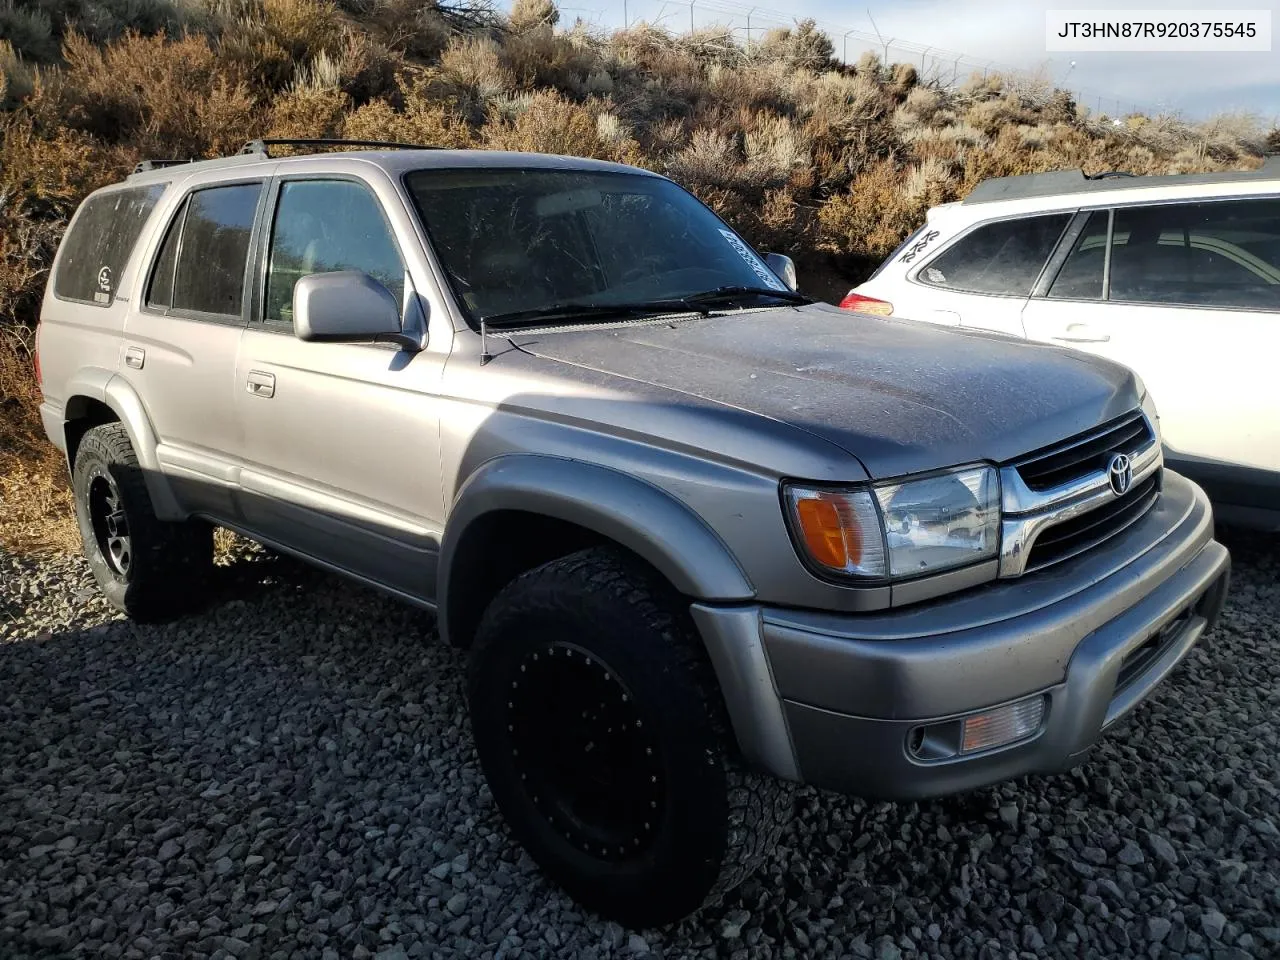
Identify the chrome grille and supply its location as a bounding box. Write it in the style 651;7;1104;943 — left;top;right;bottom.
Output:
1023;470;1161;572
999;411;1162;579
1013;412;1152;491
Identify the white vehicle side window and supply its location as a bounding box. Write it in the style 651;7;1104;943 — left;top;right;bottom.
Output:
1046;210;1109;300
917;214;1071;296
1108;200;1280;309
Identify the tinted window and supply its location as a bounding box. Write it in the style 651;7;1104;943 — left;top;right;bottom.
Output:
1109;201;1280;308
170;183;262;317
54;184;166;305
405;169;790;324
1047;210;1109;300
265;180;406;326
146;200;185;311
918;214;1071;296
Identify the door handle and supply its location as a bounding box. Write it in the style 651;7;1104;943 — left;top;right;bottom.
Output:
1052;323;1110;344
245;370;275;398
124;346;145;369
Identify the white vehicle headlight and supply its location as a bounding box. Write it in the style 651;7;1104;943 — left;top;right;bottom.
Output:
784;465;1000;580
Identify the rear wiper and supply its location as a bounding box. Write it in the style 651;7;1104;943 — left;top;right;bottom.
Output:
683;285;814;306
482;298;710;329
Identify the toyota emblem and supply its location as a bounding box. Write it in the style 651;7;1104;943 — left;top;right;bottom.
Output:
1107;453;1133;496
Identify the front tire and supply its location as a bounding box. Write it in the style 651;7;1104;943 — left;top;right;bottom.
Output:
71;423;214;623
467;548;792;928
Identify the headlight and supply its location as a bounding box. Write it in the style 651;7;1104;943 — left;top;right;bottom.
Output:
785;465;999;580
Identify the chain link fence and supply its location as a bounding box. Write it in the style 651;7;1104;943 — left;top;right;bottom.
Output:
559;0;1151;119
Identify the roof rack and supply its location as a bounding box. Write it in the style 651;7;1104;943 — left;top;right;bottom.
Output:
132;159;196;174
240;138;443;157
963;155;1280;204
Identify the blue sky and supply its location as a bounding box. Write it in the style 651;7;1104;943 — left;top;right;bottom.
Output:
549;0;1280;121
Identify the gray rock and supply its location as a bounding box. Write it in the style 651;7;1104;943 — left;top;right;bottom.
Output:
1146;834;1178;865
1146;918;1172;943
1200;910;1226;941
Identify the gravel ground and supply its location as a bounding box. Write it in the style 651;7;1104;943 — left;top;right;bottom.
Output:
1;530;1277;960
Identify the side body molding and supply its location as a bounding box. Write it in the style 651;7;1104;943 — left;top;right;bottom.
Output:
61;370;184;520
437;455;756;644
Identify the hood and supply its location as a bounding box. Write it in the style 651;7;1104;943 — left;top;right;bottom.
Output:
507;303;1142;479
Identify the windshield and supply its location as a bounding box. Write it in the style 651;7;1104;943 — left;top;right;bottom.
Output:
404;168;794;324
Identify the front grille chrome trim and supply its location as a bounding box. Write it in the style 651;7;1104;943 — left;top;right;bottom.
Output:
998;414;1163;579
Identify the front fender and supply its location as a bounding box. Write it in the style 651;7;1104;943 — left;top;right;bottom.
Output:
438;454;755;641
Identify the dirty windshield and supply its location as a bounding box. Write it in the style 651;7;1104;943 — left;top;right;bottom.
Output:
405;168;796;326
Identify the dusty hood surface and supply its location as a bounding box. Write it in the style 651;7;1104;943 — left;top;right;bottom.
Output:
508;302;1142;479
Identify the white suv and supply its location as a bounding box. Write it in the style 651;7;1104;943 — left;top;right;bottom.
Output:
841;159;1280;531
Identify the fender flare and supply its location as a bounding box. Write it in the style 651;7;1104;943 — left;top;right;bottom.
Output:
437;454;755;644
61;370;184;520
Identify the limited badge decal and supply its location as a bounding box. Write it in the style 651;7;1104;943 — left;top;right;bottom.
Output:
718;229;787;291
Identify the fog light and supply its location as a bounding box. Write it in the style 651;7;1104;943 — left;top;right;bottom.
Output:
960;697;1045;754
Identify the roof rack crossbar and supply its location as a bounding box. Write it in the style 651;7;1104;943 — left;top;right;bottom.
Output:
241;138;442;157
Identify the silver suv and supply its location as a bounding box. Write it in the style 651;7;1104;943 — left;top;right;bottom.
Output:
36;139;1231;927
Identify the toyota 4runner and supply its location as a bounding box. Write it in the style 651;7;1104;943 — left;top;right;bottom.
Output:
35;139;1231;928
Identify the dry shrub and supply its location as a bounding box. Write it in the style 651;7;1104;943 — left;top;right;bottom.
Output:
61;30;256;157
0;329;77;555
482;89;638;162
499;24;599;93
755;19;833;71
0;1;60;62
1;38;38;107
259;0;345;61
440;36;514;97
743;111;811;188
265;83;351;138
818;159;925;261
508;0;558;33
343;80;473;146
666;127;739;189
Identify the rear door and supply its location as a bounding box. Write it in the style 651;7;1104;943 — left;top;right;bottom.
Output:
877;211;1074;335
1021;197;1280;480
231;164;449;599
122;175;270;518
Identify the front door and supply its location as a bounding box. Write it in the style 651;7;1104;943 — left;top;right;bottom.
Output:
1022;199;1280;483
231;172;448;600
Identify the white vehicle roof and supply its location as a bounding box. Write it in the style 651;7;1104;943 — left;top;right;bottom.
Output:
934;157;1280;223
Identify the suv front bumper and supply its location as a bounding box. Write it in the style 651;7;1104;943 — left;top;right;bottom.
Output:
693;470;1230;801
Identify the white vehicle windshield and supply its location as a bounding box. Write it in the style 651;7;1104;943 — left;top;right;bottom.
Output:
405;168;795;324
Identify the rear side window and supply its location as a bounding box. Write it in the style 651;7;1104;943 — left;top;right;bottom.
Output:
147;183;262;318
54;184;167;306
1047;210;1110;300
1109;200;1280;309
917;214;1071;296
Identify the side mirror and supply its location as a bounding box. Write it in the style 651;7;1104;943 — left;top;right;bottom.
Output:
293;271;420;351
764;252;798;292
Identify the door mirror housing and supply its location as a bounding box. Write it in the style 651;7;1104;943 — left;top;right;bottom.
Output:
764;252;798;292
293;271;421;351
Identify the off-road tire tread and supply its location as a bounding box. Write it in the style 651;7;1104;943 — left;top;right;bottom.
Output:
73;423;213;623
470;546;794;921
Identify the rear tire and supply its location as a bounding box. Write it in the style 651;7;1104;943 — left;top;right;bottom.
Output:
71;423;214;623
466;547;793;928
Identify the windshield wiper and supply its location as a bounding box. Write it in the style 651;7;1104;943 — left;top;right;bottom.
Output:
482;298;710;329
481;286;812;329
682;285;813;306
